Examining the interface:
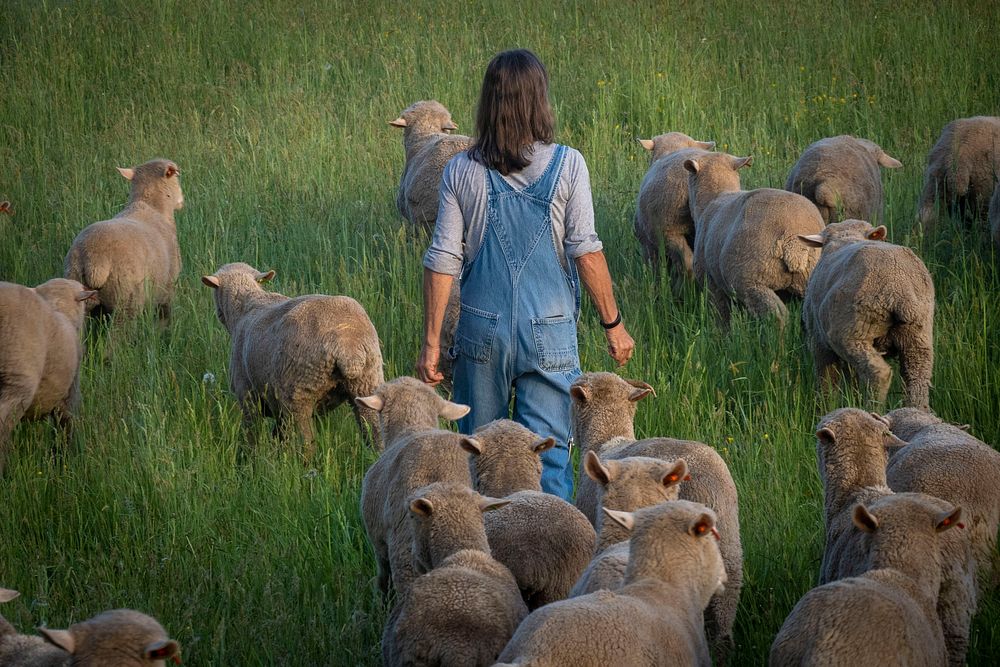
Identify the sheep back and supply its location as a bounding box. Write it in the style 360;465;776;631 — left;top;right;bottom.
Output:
918;116;1000;228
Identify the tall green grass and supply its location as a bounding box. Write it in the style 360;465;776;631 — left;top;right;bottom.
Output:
1;0;997;663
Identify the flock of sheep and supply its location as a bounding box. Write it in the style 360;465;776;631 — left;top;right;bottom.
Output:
0;97;997;665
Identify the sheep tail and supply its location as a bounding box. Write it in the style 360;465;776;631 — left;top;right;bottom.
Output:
65;250;111;290
814;182;839;210
334;333;380;382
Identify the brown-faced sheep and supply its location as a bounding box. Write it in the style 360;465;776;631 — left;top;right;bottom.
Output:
495;501;726;667
800;220;934;408
202;263;384;457
685;152;825;326
634;132;716;289
918;116;1000;229
0;279;95;475
786;135;902;224
64;159;183;323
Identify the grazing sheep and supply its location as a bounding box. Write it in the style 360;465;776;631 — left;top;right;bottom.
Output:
785;135;902;225
0;279;95;475
0;589;180;666
684;152;824;325
201;263;384;457
496;501;726;667
64;159;183;322
633;133;716;288
570;452;688;596
771;494;962;667
569;371;742;661
918;116;1000;229
990;182;1000;250
382;482;525;667
356;377;472;594
390;100;473;231
800;220;934;408
464;419;596;609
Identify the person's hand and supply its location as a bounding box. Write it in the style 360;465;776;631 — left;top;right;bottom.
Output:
416;343;445;385
605;324;635;366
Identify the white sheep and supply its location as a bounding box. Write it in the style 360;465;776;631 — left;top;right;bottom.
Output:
0;279;95;475
800;220;934;408
390;100;472;231
770;493;963;667
496;500;726;667
918;115;1000;229
382;482;525;667
201;263;384;457
685;152;824;325
64;159;183;323
633;132;716;289
785;135;902;224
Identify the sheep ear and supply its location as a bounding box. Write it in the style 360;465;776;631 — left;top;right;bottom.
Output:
459;437;482;456
878;153;903;169
256;270;276;283
683;158;700;174
0;589;20;603
478;496;511;513
852;504;879;533
583;450;613;485
866;226;887;241
201;275;221;289
689;513;715;538
439;401;471;421
388;117;407;128
697;140;716;150
663;459;688;486
869;412;890;426
0;201;12;214
442;120;458;131
354;395;384;412
625;379;655;401
638;138;655;151
569;383;591;402
163;164;179;178
116;167;135;181
816;427;836;445
957;424;971;432
936;507;963;533
602;507;635;532
532;437;556;454
798;234;825;247
732;155;753;170
144;639;180;662
409;497;434;517
75;290;98;302
39;628;76;653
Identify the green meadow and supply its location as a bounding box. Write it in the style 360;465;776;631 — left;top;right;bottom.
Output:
1;0;997;663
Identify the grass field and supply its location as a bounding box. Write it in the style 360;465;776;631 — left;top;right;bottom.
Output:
1;0;998;663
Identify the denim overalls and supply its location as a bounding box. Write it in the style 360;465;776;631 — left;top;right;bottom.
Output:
452;144;581;500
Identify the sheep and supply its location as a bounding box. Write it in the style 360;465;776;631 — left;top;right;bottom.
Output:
570;452;688;597
0;279;95;475
569;371;742;661
201;262;384;457
815;407;977;666
770;493;963;667
382;482;526;667
356;376;472;594
918;116;1000;229
463;419;596;609
785;135;903;224
990;181;1000;250
684;152;825;325
0;589;180;666
799;220;934;408
633;133;716;289
64;159;183;323
390;100;473;232
495;500;726;667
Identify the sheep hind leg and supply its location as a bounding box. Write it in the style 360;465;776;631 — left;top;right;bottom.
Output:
841;344;892;407
0;390;32;476
664;234;694;297
705;281;732;328
896;327;933;409
740;287;788;328
938;568;975;667
812;343;842;395
288;403;317;462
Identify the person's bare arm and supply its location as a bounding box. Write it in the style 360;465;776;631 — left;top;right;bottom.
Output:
575;250;635;366
417;268;455;384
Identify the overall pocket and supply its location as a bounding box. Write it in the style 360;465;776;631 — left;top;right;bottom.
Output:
531;315;579;372
455;304;500;364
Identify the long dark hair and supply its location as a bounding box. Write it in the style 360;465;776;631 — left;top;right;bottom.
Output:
468;49;555;175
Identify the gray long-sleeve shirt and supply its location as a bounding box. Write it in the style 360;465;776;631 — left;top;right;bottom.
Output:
422;141;603;276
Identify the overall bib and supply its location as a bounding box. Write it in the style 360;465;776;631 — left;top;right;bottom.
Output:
452;144;581;500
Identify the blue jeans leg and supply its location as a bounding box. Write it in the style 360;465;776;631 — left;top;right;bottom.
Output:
452;353;512;436
512;367;579;501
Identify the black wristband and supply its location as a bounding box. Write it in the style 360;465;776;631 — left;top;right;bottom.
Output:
600;312;622;330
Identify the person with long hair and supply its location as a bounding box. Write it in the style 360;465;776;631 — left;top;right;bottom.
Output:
417;49;634;500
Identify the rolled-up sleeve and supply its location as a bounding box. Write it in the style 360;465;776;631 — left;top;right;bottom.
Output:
562;151;603;258
422;157;465;276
